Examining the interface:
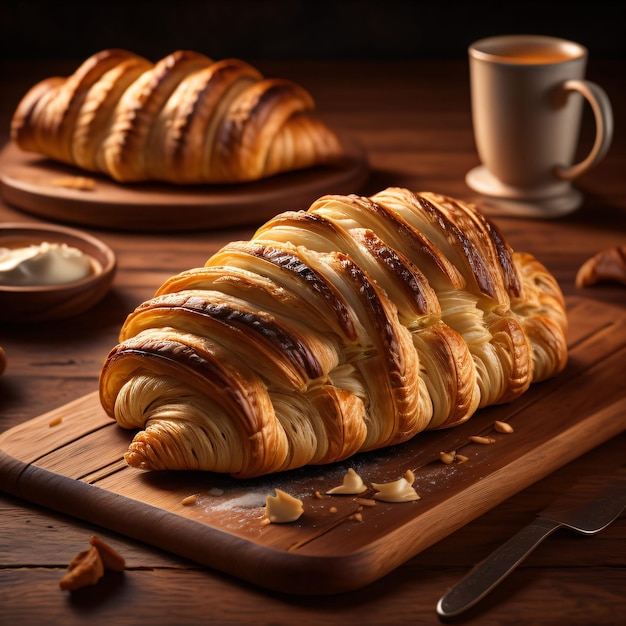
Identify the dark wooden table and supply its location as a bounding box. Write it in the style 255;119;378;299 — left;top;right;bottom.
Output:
1;57;624;625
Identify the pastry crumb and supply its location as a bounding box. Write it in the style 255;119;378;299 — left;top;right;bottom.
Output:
469;435;496;445
576;245;626;288
494;420;514;433
59;536;125;591
440;450;469;464
326;468;367;495
51;176;96;191
439;450;456;464
354;497;377;507
265;489;304;523
372;476;420;503
89;535;125;572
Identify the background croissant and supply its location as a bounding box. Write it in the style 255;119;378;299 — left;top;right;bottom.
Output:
99;189;568;478
11;48;344;184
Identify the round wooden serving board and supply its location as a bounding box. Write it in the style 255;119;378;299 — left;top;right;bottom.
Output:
0;139;369;232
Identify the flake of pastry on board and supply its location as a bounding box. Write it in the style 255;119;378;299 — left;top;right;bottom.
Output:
11;49;345;185
326;468;367;494
99;188;568;479
371;476;420;503
575;245;626;288
265;489;304;523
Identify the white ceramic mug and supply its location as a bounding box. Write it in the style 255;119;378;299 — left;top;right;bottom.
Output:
466;35;613;218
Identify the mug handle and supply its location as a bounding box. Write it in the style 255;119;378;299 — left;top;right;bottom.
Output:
555;79;614;181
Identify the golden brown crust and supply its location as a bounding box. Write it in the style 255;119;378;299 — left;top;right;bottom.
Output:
73;54;153;172
99;189;568;478
12;49;143;165
102;50;213;182
11;49;344;184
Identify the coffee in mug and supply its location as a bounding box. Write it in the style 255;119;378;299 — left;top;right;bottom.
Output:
466;35;613;218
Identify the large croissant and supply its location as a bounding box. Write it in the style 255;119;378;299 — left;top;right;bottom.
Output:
11;48;344;184
99;189;568;478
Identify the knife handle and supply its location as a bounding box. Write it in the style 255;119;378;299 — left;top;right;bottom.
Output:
437;517;561;617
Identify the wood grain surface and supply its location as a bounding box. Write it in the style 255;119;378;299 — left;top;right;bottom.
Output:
1;57;625;625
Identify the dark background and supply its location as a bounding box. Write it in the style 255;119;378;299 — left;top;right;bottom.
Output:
1;0;625;62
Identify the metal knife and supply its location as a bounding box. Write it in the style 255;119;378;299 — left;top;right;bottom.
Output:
437;471;626;618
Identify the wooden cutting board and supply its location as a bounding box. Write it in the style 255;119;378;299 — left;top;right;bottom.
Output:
1;295;625;595
0;138;369;232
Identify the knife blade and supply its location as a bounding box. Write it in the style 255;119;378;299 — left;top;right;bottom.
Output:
437;470;626;618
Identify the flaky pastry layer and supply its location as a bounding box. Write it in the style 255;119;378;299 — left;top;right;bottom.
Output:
99;189;568;477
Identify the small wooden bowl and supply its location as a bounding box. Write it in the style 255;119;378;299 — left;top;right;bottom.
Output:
0;222;117;322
